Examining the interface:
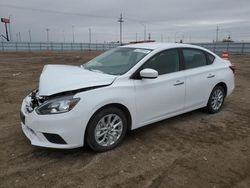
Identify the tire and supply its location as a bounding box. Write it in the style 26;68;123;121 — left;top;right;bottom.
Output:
205;85;225;114
86;107;127;152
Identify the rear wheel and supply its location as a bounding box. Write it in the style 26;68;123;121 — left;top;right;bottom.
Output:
205;85;225;114
86;107;127;152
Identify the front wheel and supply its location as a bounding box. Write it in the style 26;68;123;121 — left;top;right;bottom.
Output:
205;85;225;114
86;107;127;152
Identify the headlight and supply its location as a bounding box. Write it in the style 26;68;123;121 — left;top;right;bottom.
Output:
36;97;80;115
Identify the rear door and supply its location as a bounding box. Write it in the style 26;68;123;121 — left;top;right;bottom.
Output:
133;49;186;128
182;48;217;110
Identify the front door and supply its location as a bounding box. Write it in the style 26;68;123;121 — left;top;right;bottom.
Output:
133;49;185;128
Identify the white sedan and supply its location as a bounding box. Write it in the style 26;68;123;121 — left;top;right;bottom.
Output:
20;43;235;151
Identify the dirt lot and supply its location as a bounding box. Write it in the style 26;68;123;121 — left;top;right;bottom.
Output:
0;52;249;188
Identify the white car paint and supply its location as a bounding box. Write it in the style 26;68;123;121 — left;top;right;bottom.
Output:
133;70;186;127
20;43;235;149
39;64;117;96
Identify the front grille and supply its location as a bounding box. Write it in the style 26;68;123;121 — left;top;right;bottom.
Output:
20;111;25;124
43;133;67;144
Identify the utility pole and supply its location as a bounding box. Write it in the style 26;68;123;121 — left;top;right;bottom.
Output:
72;25;75;43
118;13;124;45
28;30;32;42
144;25;146;41
62;30;65;43
216;25;219;42
46;28;50;42
148;32;151;40
1;17;10;41
18;32;22;42
174;32;178;43
5;22;9;41
8;15;12;41
89;28;91;44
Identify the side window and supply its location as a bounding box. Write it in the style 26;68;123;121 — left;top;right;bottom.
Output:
206;52;215;64
183;49;207;69
142;49;180;75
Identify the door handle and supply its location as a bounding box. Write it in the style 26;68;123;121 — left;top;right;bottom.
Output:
207;74;215;78
173;80;184;86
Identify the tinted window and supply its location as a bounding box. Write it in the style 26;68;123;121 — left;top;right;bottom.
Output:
183;49;207;69
207;52;215;64
142;49;180;75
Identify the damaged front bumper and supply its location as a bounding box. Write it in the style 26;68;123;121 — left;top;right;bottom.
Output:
20;91;85;149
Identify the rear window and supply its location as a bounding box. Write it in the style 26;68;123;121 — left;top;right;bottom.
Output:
183;49;207;69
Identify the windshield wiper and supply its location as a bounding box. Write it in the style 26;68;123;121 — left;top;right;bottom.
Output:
81;65;118;75
88;68;105;74
80;65;103;73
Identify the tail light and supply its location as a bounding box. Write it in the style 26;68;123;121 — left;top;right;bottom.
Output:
229;64;236;74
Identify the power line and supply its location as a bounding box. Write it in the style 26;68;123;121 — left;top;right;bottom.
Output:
0;3;152;24
0;4;117;20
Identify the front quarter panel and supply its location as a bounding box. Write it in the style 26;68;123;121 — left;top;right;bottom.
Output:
74;77;136;135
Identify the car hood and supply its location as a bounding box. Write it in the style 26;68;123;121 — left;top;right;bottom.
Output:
39;64;117;96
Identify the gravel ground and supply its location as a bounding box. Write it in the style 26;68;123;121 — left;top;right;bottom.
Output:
0;52;249;188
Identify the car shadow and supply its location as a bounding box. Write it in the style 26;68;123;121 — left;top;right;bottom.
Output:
29;106;226;158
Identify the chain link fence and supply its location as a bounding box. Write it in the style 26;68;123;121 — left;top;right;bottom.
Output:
194;42;250;54
0;42;120;52
0;41;250;54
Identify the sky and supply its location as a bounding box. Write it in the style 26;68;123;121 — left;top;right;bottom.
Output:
0;0;250;43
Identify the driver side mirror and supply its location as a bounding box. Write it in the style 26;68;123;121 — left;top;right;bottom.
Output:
140;68;158;79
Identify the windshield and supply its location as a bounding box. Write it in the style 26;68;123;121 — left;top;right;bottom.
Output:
83;47;152;75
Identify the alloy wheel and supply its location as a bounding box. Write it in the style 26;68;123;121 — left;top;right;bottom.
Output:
211;89;224;111
94;114;123;147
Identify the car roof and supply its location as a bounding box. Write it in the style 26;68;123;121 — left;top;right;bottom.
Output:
123;42;204;51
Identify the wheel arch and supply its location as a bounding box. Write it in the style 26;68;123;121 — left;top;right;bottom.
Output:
205;82;227;114
85;103;132;138
206;82;228;107
214;82;228;96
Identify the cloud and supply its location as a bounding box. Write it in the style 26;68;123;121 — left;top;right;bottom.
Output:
0;0;249;43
